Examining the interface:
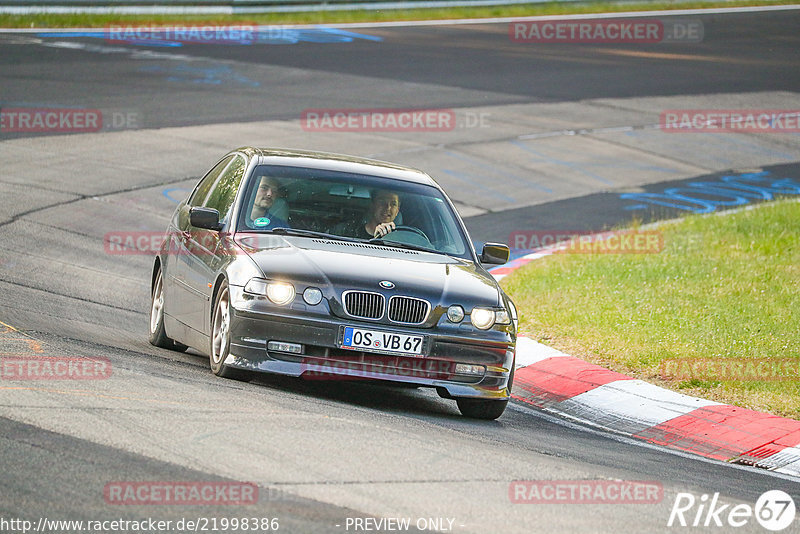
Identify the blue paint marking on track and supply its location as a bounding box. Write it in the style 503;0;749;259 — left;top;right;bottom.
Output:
139;64;260;87
708;133;798;161
37;31;104;38
620;171;800;213
163;187;191;203
439;169;516;203
36;27;382;47
511;139;614;186
518;135;682;176
444;150;553;194
314;27;383;42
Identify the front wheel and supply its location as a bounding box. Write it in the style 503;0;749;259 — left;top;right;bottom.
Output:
456;398;508;420
149;265;188;352
210;281;250;381
457;364;513;420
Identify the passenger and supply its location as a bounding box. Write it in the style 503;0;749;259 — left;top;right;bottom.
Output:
249;175;289;230
334;190;400;239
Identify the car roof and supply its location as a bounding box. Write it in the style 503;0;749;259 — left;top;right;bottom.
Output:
238;147;439;187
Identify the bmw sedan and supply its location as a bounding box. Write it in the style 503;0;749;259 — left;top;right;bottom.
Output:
149;147;517;419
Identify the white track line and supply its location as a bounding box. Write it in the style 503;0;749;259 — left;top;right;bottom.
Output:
556;379;721;434
509;400;800;485
514;336;570;368
324;4;800;28
0;4;798;32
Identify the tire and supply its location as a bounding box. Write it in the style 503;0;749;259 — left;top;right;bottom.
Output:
209;281;250;381
149;265;188;352
456;364;513;420
456;398;508;420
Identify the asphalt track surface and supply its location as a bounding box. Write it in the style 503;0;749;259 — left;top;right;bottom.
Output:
1;8;800;533
0;10;799;131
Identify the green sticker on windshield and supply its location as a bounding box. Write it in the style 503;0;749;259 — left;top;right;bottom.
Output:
254;217;271;227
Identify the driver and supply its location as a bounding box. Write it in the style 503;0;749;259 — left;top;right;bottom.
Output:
249;175;289;230
334;189;400;239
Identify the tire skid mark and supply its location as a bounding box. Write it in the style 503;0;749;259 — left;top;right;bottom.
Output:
0;175;200;231
0;277;145;315
0;320;188;406
0;384;187;405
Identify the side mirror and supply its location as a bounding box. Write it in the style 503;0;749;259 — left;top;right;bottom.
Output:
190;207;222;231
480;242;510;265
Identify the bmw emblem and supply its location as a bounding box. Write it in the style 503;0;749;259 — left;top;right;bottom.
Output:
379;280;395;290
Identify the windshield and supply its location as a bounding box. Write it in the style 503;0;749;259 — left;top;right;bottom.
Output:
236;164;472;259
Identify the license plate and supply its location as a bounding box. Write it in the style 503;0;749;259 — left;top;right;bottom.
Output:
340;326;425;356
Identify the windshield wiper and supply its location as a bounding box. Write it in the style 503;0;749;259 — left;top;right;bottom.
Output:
269;227;362;243
366;238;444;255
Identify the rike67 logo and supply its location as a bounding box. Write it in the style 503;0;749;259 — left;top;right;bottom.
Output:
668;490;796;531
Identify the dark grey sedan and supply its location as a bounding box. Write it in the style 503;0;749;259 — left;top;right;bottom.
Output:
149;147;517;419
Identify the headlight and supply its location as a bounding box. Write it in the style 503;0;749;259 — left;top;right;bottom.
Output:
447;305;465;323
244;278;295;306
266;282;295;305
470;307;495;330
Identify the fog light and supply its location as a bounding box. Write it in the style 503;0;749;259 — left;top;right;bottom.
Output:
268;341;304;354
303;287;323;305
470;307;495;330
266;281;295;305
447;305;464;323
455;363;485;376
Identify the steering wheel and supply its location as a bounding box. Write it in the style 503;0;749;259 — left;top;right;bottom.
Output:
392;225;430;241
377;225;433;248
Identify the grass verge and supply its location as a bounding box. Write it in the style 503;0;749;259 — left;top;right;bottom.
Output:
0;0;797;28
502;199;800;419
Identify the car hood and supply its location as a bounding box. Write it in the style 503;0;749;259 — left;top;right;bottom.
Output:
235;234;501;311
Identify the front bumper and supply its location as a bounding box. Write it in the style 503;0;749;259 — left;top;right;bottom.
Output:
226;290;515;400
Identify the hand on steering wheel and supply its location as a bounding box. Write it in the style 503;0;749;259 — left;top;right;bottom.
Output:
373;221;396;238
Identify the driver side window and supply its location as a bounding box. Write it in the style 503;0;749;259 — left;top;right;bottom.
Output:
189;154;247;224
203;155;246;223
189;155;234;208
